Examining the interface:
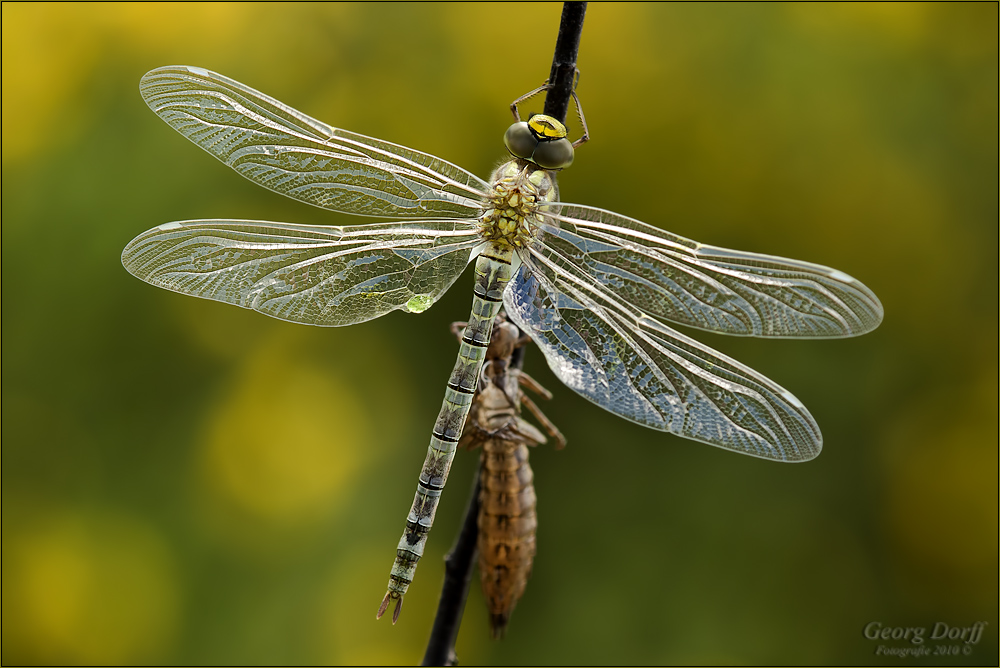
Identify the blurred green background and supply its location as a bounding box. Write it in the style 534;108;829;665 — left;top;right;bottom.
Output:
2;2;996;665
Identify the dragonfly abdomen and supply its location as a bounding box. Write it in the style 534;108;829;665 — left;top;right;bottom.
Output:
379;246;517;624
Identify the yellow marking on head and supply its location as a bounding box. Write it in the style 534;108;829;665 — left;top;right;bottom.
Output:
528;114;568;140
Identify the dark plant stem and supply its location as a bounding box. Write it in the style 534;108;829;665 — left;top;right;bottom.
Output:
420;470;482;666
421;3;587;665
543;2;588;123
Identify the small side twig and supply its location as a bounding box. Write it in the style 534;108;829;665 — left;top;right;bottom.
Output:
421;3;587;664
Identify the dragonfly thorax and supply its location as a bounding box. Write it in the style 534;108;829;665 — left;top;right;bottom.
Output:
479;161;557;248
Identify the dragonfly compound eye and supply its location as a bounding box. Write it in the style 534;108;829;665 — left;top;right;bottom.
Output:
504;122;538;161
531;137;574;170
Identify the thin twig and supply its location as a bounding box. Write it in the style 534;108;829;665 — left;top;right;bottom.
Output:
544;2;588;123
420;471;482;666
420;3;587;665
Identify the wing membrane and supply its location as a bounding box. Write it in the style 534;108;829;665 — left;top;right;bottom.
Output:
139;66;490;218
122;219;482;326
504;259;821;461
534;204;883;338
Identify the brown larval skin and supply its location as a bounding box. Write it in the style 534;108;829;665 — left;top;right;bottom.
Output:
457;317;564;638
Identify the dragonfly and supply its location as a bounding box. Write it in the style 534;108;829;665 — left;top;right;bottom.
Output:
122;65;883;625
456;314;565;638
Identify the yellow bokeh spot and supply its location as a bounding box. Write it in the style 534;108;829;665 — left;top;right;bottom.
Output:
201;330;368;524
2;4;100;162
789;2;931;45
1;3;268;163
3;511;179;665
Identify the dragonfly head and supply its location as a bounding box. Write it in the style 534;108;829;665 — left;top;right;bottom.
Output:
504;114;574;170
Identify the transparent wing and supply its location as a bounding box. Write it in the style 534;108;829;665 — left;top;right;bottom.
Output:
139;66;490;218
122;219;482;326
532;204;883;338
504;259;822;462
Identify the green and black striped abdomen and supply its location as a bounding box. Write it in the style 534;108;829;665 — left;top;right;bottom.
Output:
378;244;517;623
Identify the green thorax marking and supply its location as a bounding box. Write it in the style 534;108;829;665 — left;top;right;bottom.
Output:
479;161;557;249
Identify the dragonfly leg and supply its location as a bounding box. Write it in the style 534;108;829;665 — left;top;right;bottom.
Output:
459;425;485;451
520;393;566;449
450;321;468;341
509;83;551;122
518;371;553;400
569;89;590;148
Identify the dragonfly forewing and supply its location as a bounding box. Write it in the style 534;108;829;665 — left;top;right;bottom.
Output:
140;66;490;218
534;204;883;338
122;219;482;326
